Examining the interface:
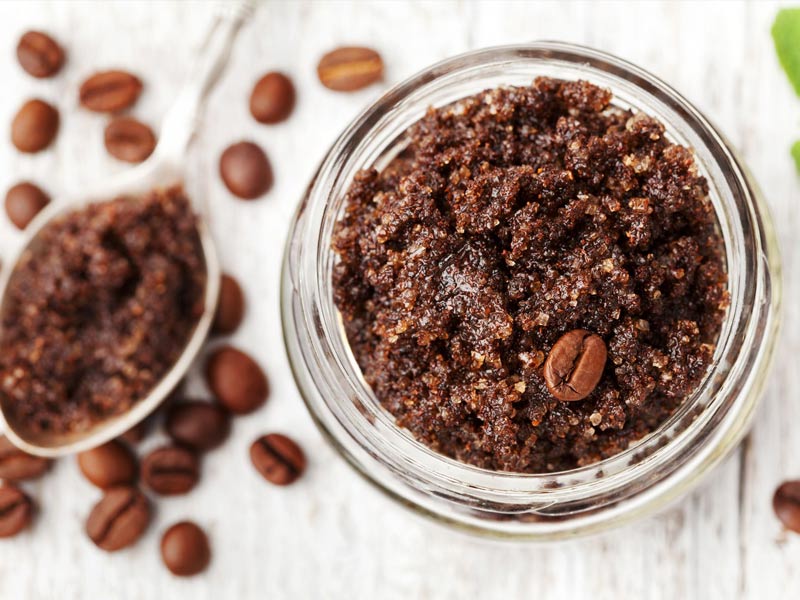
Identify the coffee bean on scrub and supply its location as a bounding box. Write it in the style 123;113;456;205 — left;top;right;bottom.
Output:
543;329;607;402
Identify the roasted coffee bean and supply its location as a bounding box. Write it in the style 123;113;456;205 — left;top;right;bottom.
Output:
249;433;305;486
79;70;143;113
104;116;156;163
544;329;607;402
206;346;269;414
119;419;150;445
219;141;272;199
317;46;383;92
11;99;59;153
0;484;33;538
0;435;51;481
85;486;150;552
4;182;50;230
165;401;230;451
250;71;295;124
161;521;211;576
121;399;171;446
212;274;245;334
78;440;137;489
141;446;199;496
16;31;65;78
774;480;800;534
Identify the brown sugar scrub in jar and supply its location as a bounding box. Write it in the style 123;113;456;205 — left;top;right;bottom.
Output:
0;186;206;437
331;77;728;473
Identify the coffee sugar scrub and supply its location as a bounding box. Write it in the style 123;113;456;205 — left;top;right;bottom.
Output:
0;186;206;436
332;77;728;473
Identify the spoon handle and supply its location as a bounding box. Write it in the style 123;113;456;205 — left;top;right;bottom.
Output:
154;0;256;165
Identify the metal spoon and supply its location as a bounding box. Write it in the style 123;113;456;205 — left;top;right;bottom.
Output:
0;0;254;457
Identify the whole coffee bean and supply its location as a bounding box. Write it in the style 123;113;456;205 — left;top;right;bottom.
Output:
141;446;199;495
213;274;245;335
774;480;800;533
17;30;65;78
78;440;137;489
219;141;272;199
544;329;607;402
161;521;211;576
11;99;59;153
104;117;156;163
166;401;230;451
0;485;33;538
250;71;295;124
86;486;150;552
205;346;269;414
79;70;143;113
249;433;305;486
0;435;51;481
317;46;383;92
4;182;50;230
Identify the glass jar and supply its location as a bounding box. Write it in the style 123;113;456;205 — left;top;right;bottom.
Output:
281;42;781;539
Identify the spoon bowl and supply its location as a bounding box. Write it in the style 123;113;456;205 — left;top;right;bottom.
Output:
0;1;253;457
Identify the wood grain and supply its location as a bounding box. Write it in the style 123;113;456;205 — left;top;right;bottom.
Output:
0;1;796;598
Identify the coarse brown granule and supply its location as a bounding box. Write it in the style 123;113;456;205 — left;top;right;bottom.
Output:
0;186;206;436
332;77;728;473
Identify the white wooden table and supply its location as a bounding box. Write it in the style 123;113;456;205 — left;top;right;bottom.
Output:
0;1;797;598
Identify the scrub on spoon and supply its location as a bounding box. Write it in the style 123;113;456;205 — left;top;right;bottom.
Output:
0;0;254;457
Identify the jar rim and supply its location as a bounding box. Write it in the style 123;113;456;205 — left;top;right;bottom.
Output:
282;42;781;537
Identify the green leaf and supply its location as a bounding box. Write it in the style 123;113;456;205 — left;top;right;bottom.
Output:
792;140;800;173
773;8;800;97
